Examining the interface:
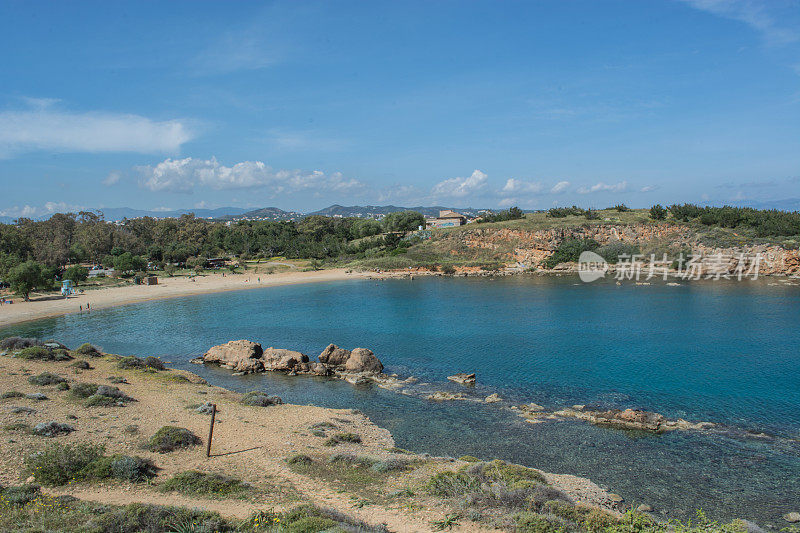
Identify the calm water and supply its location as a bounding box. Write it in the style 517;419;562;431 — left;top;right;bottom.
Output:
2;276;799;525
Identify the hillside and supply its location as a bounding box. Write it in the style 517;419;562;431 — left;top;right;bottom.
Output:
339;209;800;276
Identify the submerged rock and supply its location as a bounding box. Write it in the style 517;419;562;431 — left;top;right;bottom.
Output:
484;393;502;403
426;391;468;401
447;373;476;385
554;406;714;433
784;512;800;523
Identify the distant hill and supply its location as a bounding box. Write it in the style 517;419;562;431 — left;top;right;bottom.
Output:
98;207;250;221
307;204;489;218
219;207;303;221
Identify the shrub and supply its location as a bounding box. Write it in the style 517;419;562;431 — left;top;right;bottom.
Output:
4;422;32;433
425;471;480;497
0;337;43;350
56;381;70;390
613;204;630;212
468;459;547;486
515;512;565;532
240;391;283;406
75;343;102;357
286;516;338;532
544;238;600;268
25;443;105;485
596;241;641;264
116;356;145;369
143;356;165;370
1;390;24;399
324;433;362;446
371;458;411;473
585;209;600;220
82;454;158;482
287;454;314;465
459;455;480;462
649;204;668;220
159;471;252;497
68;382;99;399
25;393;48;401
548;206;585;218
83;385;134;407
70;360;91;370
28;372;67;386
440;265;456;275
147;426;201;453
16;346;56;360
1;484;42;506
32;421;75;437
89;503;233;533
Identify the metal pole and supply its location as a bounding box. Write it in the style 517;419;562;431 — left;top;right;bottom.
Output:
206;404;217;457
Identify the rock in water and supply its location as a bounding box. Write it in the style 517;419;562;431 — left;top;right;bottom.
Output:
447;373;476;385
484;393;502;403
319;344;351;366
784;512;800;523
203;340;264;373
261;347;309;371
344;348;383;373
319;344;384;374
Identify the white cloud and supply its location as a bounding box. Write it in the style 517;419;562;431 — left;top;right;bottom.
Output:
0;201;84;219
640;185;659;192
431;169;488;198
0;101;194;158
577;181;628;194
193;35;281;74
502;178;543;194
679;0;799;45
103;171;122;186
137;157;363;195
550;181;571;193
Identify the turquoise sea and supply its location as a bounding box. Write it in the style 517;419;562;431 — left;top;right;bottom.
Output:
2;276;799;526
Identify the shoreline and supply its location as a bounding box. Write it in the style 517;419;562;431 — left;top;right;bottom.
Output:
0;268;376;329
0;345;624;532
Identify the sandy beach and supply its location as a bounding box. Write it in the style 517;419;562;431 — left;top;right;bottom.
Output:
0;269;374;329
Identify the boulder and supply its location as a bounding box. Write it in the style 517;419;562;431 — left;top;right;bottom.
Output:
426;391;468;401
203;340;263;370
262;347;309;371
344;348;383;373
310;362;331;376
784;512;800;523
484;393;502;403
447;373;476;385
319;344;351;366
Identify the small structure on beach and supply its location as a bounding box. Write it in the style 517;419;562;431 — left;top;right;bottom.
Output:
60;280;76;296
425;210;467;229
145;276;158;285
205;258;227;269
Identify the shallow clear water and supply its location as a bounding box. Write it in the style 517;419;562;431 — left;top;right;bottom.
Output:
2;276;799;525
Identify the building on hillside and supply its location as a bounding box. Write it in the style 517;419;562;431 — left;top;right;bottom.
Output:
205;258;227;269
425;210;467;229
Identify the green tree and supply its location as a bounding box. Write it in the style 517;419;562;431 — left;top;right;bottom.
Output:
113;252;147;274
63;265;89;284
649;204;668;220
383;211;425;232
7;261;51;300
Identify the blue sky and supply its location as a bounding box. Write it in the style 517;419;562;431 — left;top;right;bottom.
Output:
1;0;799;217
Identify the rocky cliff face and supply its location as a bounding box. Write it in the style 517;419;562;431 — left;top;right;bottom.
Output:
447;222;800;276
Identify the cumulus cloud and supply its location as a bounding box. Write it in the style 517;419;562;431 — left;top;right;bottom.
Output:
502;178;543;194
577;181;628;194
431;169;488;198
136;157;363;194
0;201;84;219
550;181;571;193
0;101;194;158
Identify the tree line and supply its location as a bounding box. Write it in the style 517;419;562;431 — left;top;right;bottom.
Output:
0;210;427;297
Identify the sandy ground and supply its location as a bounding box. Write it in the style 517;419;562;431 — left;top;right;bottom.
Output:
0;353;616;532
0;269;375;328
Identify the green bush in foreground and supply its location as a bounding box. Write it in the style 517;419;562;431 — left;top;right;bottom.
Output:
160;470;252;497
324;432;362;446
0;487;390;532
28;372;67;386
74;343;102;357
23;443;157;486
147;426;202;453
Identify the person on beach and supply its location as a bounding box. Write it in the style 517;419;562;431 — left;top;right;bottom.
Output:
80;305;83;312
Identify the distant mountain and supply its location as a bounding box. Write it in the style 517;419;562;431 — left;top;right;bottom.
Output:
219;207;303;221
98;207;250;221
307;204;489;218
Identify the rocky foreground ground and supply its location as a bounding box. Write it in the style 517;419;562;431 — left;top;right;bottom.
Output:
0;338;780;532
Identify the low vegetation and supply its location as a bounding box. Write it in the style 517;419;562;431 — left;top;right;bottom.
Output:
23;442;156;485
68;382;135;406
159;470;253;498
240;390;283;406
27;372;67;386
324;432;362;446
74;343;102;357
146;426;202;453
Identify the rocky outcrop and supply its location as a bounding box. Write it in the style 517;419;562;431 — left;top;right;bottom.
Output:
201;340;384;379
203;340;263;372
447;373;476;385
319;344;383;374
554;406;715;433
